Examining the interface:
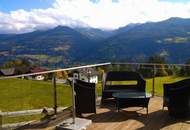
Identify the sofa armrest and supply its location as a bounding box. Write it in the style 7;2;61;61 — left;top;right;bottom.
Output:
137;78;146;92
163;84;169;97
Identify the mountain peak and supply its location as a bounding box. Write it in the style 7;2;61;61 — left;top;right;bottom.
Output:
53;25;74;31
167;17;183;21
163;17;190;23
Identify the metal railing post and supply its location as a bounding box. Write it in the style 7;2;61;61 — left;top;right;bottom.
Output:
52;74;57;115
72;78;76;124
152;65;156;97
0;113;2;130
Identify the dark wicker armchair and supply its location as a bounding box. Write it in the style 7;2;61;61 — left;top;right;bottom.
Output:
163;78;190;117
101;71;146;102
74;79;96;116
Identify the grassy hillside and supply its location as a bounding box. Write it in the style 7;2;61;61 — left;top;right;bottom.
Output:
0;78;72;112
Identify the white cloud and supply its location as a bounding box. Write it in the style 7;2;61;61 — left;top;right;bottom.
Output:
0;0;190;33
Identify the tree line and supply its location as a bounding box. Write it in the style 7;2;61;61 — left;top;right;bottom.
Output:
99;55;190;78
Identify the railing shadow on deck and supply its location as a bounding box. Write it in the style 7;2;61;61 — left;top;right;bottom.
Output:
85;108;190;130
85;94;190;130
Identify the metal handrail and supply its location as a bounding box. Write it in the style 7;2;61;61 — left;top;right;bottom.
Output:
112;62;190;67
1;62;189;80
0;62;111;80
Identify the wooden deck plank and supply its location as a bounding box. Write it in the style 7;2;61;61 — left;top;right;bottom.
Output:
181;121;190;130
85;97;190;130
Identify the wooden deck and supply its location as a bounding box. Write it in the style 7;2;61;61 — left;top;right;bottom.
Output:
84;97;190;130
16;97;190;130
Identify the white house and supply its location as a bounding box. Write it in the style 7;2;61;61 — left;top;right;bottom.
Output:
35;75;45;81
29;67;49;81
73;68;98;84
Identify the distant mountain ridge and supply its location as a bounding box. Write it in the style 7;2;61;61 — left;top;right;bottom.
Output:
0;17;190;67
94;17;190;63
75;27;115;40
0;26;96;67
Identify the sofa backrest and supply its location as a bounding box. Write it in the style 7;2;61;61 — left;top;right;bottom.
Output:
103;71;145;91
105;71;143;81
164;78;190;97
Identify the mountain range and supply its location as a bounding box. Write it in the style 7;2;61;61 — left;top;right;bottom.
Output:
0;17;190;67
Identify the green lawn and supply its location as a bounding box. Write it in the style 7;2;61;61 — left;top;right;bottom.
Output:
145;76;188;96
0;78;72;124
0;78;72;112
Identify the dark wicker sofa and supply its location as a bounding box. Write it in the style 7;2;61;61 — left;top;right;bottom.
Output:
163;78;190;117
101;71;146;102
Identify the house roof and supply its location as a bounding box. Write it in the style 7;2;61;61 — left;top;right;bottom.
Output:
0;66;31;76
30;67;49;73
0;68;15;76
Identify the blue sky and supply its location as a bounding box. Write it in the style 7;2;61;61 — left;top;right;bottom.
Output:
0;0;189;12
0;0;54;12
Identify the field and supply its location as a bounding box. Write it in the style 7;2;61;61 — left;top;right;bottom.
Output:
0;76;188;124
0;78;72;112
0;78;72;124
